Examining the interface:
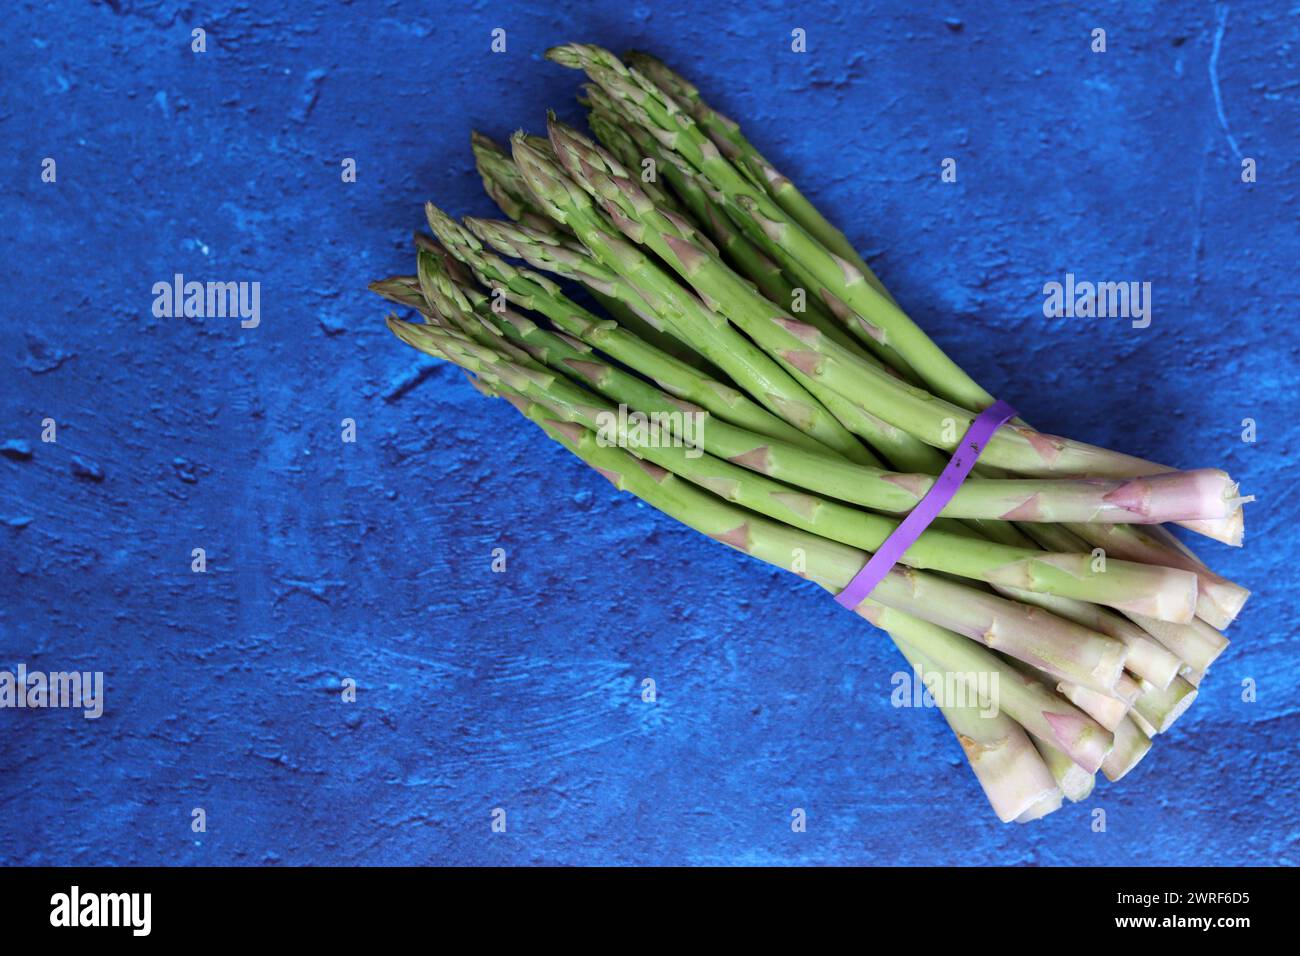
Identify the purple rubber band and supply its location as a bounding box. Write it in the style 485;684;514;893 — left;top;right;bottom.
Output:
834;399;1019;610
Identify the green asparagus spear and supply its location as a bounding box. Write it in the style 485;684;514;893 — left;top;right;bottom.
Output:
510;130;879;464
623;49;898;304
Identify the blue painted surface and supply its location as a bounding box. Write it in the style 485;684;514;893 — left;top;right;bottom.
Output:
1;0;1297;866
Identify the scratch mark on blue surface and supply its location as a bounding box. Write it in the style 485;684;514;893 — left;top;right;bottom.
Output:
383;358;442;403
1209;5;1243;161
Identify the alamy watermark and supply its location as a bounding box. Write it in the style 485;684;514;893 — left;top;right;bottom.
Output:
1042;273;1151;328
0;663;103;719
595;403;706;459
151;273;260;328
891;662;1000;718
50;886;150;936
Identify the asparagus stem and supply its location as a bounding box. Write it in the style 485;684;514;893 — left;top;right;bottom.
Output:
544;113;1244;492
865;603;1114;771
584;84;873;359
423;209;835;455
555;48;1251;550
402;305;1203;629
472;131;727;372
537;119;948;471
1032;739;1097;803
402;321;1137;693
545;45;957;390
892;638;1059;823
369;43;1252;822
1057;681;1131;732
1015;789;1065;823
1113;672;1144;706
1129;709;1159;738
1123;612;1230;675
1020;519;1248;637
623;49;898;304
1100;716;1153;782
430;232;1235;535
1069;523;1250;629
464;215;966;483
586;278;711;369
510;131;880;463
469;213;959;476
470;130;564;233
1132;677;1199;734
990;587;1183;688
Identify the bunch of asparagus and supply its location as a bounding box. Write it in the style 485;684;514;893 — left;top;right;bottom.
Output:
372;44;1251;822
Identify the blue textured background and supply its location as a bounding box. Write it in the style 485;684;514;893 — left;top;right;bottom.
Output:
2;0;1297;866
